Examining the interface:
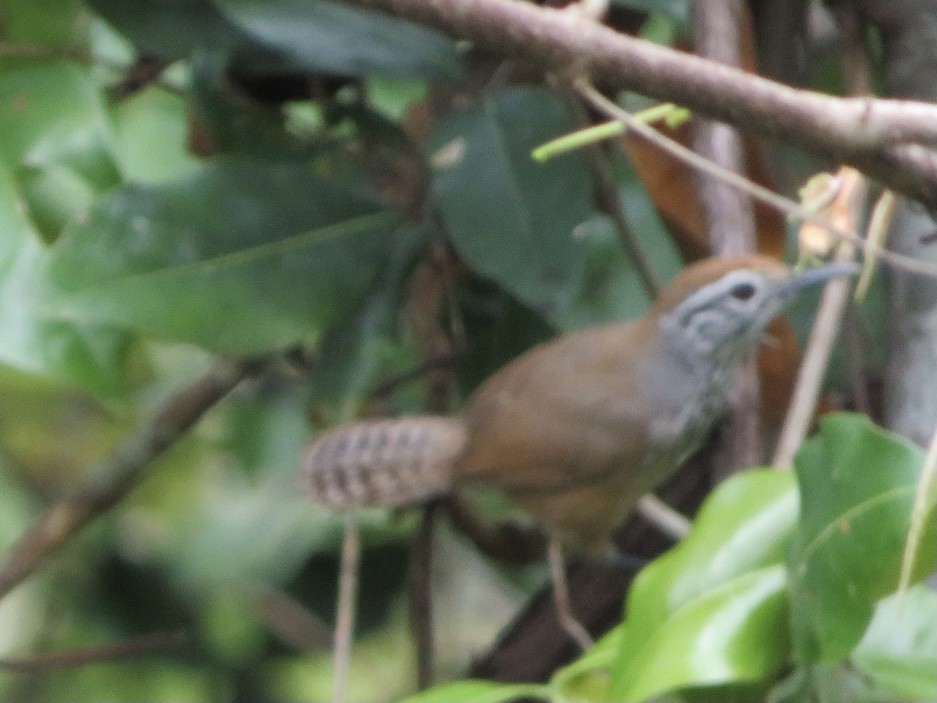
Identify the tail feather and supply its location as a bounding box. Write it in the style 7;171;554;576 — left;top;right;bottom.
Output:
302;417;466;508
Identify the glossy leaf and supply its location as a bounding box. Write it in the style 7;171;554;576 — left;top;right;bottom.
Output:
612;565;789;702
427;88;594;325
551;627;621;701
216;0;462;78
851;585;937;702
43;156;404;353
611;469;797;694
788;412;933;663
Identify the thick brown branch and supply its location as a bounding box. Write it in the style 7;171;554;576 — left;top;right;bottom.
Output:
0;358;262;601
342;0;937;207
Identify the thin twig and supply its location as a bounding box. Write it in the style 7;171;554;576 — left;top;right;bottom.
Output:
370;353;461;401
772;273;856;468
408;503;438;690
254;586;333;652
332;513;361;703
842;305;872;415
897;423;937;597
575;81;937;278
636;495;691;540
690;0;763;475
773;169;866;469
0;631;187;672
0;358;262;602
567;92;661;297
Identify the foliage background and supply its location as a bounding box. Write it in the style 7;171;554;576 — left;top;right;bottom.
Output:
0;1;933;702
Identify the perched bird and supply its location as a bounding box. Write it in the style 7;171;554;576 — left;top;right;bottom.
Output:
302;255;855;646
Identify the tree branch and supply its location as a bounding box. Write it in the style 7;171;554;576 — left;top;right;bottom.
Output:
0;358;262;601
0;631;187;672
341;0;937;208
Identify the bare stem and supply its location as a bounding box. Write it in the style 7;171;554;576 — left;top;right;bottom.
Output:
560;87;661;297
0;631;187;672
0;358;262;602
575;81;937;277
332;514;361;703
773;169;866;468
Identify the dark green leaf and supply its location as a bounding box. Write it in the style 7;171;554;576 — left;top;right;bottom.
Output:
428;88;595;326
215;0;462;78
304;223;430;416
44;156;404;353
788;412;932;663
88;0;250;59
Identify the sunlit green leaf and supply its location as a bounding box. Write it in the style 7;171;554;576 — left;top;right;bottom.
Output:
611;470;797;693
609;471;797;699
851;586;937;701
110;87;200;183
788;412;933;663
612;565;789;702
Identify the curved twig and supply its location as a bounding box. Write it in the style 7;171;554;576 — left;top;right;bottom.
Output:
0;358;263;602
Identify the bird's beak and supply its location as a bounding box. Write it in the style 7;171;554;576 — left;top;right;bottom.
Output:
781;261;860;298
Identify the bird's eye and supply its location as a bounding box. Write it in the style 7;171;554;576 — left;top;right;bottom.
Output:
730;282;756;300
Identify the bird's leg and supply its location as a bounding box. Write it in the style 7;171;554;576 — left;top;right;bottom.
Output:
547;538;594;650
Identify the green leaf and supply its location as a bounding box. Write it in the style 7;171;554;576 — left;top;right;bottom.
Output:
788;412;933;663
0;160;129;390
215;0;462;78
401;680;550;703
609;470;797;699
552;627;621;700
43;156;404;353
612;565;790;702
0;62;120;189
304;223;430;419
0;0;87;48
427;88;595;326
851;585;937;702
110;87;200;183
87;0;250;59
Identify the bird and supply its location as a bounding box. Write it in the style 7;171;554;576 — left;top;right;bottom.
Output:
301;254;855;647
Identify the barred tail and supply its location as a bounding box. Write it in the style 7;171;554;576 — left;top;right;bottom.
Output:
301;416;466;508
